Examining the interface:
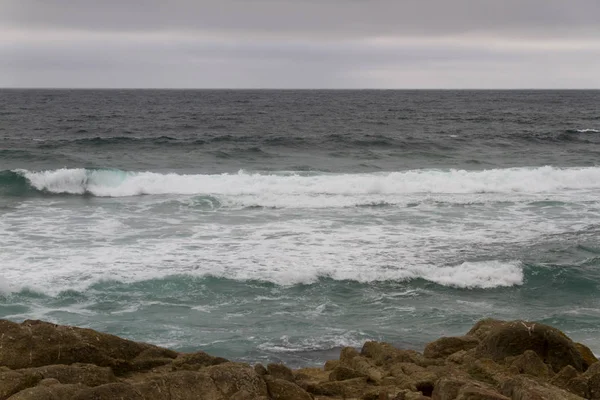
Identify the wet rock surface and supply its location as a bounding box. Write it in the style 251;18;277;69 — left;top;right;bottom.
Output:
0;318;597;399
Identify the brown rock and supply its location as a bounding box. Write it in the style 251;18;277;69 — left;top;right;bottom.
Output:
26;364;116;387
575;342;598;369
456;384;510;400
329;365;366;381
229;389;268;400
424;336;480;359
474;320;586;372
379;375;416;391
351;356;386;383
0;371;42;400
204;362;268;398
361;342;437;368
340;347;360;365
509;350;551;378
266;377;312;400
550;365;579;388
324;360;340;371
393;391;430;400
466;319;507;341
411;371;437;397
501;375;585;400
389;363;425;377
589;372;600;399
71;382;143;400
133;371;223;400
432;377;468;400
8;383;86;400
467;359;511;386
267;363;294;382
171;351;228;371
564;376;589;398
307;376;370;397
0;320;165;374
253;363;267;376
294;367;329;386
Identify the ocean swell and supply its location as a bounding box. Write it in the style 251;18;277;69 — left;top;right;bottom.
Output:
3;166;600;202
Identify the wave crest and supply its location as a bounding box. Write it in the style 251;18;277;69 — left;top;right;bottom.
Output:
5;166;600;202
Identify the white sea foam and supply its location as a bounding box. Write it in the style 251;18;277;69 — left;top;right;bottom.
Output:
0;276;14;295
424;261;523;289
575;129;599;133
16;166;600;207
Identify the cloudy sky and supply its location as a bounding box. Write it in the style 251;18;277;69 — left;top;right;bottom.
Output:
1;0;599;88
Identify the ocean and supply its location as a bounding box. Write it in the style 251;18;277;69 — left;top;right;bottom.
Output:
1;89;599;367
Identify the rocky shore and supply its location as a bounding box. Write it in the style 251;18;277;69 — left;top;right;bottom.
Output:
0;318;599;399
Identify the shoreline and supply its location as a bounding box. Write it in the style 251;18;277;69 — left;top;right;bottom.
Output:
1;318;599;399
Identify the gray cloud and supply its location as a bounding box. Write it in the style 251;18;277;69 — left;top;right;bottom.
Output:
1;0;599;88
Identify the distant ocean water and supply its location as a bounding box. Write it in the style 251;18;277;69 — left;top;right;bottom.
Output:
1;89;600;367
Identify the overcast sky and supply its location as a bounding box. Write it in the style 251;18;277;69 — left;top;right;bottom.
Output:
1;0;599;88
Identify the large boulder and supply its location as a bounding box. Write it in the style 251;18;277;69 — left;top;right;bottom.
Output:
203;362;268;398
265;377;312;400
171;351;228;371
7;383;86;400
0;371;41;400
0;320;170;374
424;336;480;359
501;376;585;400
474;320;586;372
133;371;223;400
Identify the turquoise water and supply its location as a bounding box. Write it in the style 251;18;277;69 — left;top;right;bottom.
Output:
1;90;600;366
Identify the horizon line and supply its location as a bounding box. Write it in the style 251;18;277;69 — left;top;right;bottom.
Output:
1;87;599;91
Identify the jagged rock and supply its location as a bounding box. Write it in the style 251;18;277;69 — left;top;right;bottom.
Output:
329;365;366;381
294;367;329;388
0;371;42;400
550;365;578;387
564;376;589;398
424;336;480;359
340;347;360;364
575;342;598;368
30;364;116;387
392;390;430;400
501;375;585;400
584;361;600;378
474;320;586;372
267;363;294;382
254;363;267;376
38;379;60;386
432;377;469;400
390;362;426;377
7;383;87;400
456;384;510;400
411;371;436;397
307;376;370;397
467;359;511;386
509;350;551;377
379;375;416;391
361;342;438;368
589;372;600;399
324;360;340;371
265;377;312;400
466;319;506;341
71;382;143;400
132;371;222;400
0;320;164;374
171;351;228;371
204;362;268;398
230;389;268;400
351;356;386;383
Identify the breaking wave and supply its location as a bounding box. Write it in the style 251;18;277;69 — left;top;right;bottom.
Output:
3;166;600;202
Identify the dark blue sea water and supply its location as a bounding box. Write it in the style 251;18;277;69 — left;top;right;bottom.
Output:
1;89;600;367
